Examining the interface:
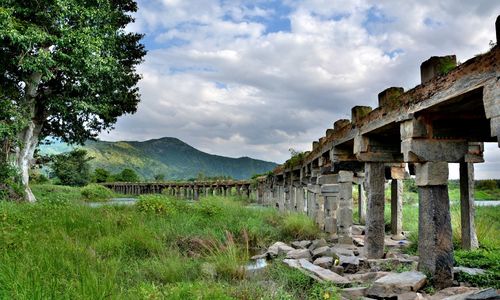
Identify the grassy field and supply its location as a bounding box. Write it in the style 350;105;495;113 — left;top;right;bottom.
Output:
0;184;338;299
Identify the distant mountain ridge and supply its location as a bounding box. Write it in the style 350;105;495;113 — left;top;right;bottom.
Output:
38;137;277;180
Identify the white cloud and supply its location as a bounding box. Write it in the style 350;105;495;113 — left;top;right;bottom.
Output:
104;0;500;178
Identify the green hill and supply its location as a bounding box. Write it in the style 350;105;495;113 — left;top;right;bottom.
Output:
39;137;277;180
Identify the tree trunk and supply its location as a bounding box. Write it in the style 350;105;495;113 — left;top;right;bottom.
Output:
14;72;42;202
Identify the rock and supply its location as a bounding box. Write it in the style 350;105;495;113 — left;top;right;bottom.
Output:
398;292;426;300
313;256;333;269
353;236;365;247
292;240;312;249
453;266;486;276
430;287;480;300
283;258;301;268
341;287;367;299
298;259;351;284
367;258;416;272
312;246;334;258
366;271;427;298
251;253;266;260
339;255;360;273
287;249;312;260
331;266;345;275
345;271;389;284
352;225;365;235
332;245;355;257
465;288;500;300
309;238;328;251
267;242;294;257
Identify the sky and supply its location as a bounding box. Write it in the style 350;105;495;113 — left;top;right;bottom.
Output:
99;0;500;179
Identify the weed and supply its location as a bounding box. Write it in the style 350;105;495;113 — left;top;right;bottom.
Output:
80;184;114;202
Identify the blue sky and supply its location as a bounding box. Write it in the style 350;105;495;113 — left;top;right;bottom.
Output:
101;0;500;179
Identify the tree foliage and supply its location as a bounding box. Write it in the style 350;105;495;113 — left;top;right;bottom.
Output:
0;0;146;200
114;168;139;182
51;149;93;186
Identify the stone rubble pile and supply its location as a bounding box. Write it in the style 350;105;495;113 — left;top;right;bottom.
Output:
251;229;500;300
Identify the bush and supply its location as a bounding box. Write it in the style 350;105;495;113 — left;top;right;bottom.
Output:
136;195;179;215
92;168;111;183
476;180;498;191
81;184;114;202
51;149;92;186
279;213;320;240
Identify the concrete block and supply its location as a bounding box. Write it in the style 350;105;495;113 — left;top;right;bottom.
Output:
307;184;321;194
334;119;350;131
420;55;456;84
338;170;354;183
415;162;448;186
378;87;404;108
321;184;340;194
317;174;338;185
351;106;372;124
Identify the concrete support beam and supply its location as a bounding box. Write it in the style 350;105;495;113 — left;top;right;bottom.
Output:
378;87;404;108
459;163;479;250
390;179;404;240
351;106;372;124
365;163;386;259
338;171;353;244
416;162;453;289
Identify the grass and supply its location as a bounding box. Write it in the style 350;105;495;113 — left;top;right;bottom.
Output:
0;185;324;299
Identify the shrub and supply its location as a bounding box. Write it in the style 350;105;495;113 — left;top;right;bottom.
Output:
196;199;224;217
51;149;92;186
279;212;320;240
92;168;111;183
475;180;498;191
136;195;179;215
81;184;114;202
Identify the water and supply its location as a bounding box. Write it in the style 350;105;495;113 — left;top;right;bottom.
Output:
475;200;500;207
87;198;137;208
246;258;268;271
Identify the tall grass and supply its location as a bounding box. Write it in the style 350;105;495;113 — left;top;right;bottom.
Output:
0;187;324;299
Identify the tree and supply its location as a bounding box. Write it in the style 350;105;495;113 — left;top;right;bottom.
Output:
92;168;111;183
51;149;92;186
154;173;165;182
116;168;139;182
0;0;146;201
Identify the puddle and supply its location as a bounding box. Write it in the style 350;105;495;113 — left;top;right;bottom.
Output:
246;258;268;271
87;198;137;208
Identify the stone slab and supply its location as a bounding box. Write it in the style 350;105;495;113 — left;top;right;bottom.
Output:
366;271;427;298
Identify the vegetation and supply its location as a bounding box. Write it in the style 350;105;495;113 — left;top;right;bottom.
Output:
80;184;115;202
51;149;93;186
284;148;307;169
38;138;277;180
0;186;327;299
0;0;146;201
114;168;140;182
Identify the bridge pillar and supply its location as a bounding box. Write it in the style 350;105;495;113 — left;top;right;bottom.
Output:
365;162;386;259
338;171;353;245
416;162;453;289
459;162;479;250
223;186;227;197
391;179;404;240
296;186;305;213
194;186;199;200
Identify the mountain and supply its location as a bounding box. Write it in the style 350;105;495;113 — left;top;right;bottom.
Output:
38;137;277;180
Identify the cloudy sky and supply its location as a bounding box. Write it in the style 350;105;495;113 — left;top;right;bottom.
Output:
100;0;500;179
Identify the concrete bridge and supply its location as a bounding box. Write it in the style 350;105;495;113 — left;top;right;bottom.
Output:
102;180;252;200
255;16;500;289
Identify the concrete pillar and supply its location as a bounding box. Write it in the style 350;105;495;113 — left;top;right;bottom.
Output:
391;179;404;240
278;185;285;212
365;163;386;259
358;183;366;224
236;185;241;197
459;162;479;250
416;162;453;289
307;184;318;219
194;187;199;200
296;187;305;213
316;195;325;231
338;171;353;245
223;186;227;197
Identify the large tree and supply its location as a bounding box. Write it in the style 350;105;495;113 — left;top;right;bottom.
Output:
0;0;146;201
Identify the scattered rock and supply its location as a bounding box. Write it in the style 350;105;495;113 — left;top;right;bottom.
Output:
367;258;416;272
352;225;365;235
267;242;294;257
430;287;480;300
309;238;328;251
287;249;312;260
298;259;351;285
465;288;500;300
345;271;389;284
453;266;486;276
312;246;333;258
292;240;312;249
341;287;367;299
251;253;266;260
339;255;360;273
313;256;333;269
283;258;301;268
201;262;217;279
332;245;355;257
398;292;426;300
366;271;427;298
352;236;365;247
331;265;345;275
